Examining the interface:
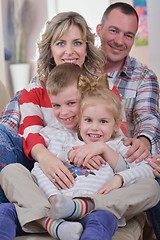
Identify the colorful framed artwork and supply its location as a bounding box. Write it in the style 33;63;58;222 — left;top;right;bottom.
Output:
133;0;148;46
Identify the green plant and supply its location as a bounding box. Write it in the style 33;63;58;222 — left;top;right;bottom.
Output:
7;0;31;63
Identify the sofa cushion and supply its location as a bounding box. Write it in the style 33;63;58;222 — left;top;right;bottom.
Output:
0;81;10;113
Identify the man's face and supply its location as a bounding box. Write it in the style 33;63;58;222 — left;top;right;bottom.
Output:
97;9;138;65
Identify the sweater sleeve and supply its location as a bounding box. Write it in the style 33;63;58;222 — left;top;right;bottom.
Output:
114;137;155;186
118;161;155;187
18;81;52;159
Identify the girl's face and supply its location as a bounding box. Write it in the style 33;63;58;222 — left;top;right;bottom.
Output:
50;84;81;129
80;101;119;143
51;25;87;67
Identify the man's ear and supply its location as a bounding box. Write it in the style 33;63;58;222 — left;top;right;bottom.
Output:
96;24;101;37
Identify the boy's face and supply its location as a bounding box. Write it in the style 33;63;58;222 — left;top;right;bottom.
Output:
50;84;81;129
80;101;119;143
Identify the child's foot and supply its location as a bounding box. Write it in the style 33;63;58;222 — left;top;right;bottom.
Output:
49;195;75;219
43;217;83;240
58;221;83;240
49;194;94;220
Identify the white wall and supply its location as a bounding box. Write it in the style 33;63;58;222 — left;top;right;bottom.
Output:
147;1;160;79
0;0;6;87
47;0;109;34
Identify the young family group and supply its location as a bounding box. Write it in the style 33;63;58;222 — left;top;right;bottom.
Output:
0;2;160;240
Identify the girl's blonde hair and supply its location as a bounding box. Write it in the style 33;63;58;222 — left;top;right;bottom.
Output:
78;74;122;126
37;11;105;82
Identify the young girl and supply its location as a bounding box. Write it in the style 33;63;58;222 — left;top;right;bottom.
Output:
32;62;154;240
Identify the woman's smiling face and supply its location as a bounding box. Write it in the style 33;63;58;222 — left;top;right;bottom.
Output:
51;25;87;67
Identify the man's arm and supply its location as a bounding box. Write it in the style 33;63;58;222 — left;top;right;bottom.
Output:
133;68;160;155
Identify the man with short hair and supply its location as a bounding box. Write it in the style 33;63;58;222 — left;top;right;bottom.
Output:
95;2;160;239
96;2;159;159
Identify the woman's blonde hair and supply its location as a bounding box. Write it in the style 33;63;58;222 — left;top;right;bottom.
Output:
37;11;105;82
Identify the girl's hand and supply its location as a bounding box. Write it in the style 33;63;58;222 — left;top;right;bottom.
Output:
96;174;123;194
69;143;106;168
124;137;151;163
32;144;75;189
147;154;160;178
83;155;106;170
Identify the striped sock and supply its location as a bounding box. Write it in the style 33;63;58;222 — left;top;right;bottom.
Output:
41;217;63;238
49;194;95;220
40;217;83;240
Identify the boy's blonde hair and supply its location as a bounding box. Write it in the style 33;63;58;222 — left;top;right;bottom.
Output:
46;63;82;96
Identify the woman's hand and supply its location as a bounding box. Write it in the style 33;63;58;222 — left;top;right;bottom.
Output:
124;137;151;163
147;154;160;178
96;174;123;194
31;144;75;189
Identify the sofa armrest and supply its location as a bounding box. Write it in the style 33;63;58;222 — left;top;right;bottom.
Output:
0;81;10;113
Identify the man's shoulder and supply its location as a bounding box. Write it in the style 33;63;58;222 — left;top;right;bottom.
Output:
124;56;157;79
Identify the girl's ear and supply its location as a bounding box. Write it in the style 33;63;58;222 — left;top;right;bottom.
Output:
114;118;122;133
